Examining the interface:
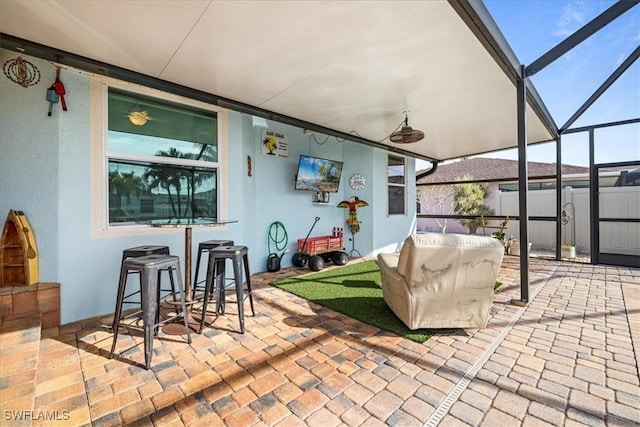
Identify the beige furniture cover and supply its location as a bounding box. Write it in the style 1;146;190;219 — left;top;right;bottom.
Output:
377;233;504;330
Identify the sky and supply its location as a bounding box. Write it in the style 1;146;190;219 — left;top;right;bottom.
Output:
422;0;639;169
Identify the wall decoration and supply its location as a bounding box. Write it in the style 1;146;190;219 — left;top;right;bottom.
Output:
46;68;67;116
46;86;59;116
337;196;369;234
338;196;369;257
349;174;366;191
262;129;288;157
3;56;41;88
52;68;67;111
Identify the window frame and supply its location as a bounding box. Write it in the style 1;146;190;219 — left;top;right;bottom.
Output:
90;77;229;237
387;154;407;216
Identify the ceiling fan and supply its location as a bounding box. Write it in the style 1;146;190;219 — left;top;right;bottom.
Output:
389;113;424;144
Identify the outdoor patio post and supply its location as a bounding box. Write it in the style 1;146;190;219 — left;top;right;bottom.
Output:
556;136;562;261
588;128;597;264
516;65;529;304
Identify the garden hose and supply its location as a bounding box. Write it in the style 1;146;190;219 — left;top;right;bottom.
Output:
267;221;288;255
267;221;289;272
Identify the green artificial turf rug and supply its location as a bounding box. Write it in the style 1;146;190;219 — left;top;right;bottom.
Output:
271;259;433;343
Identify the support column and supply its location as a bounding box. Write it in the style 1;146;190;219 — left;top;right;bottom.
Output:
516;65;529;305
589;128;597;264
556;136;562;260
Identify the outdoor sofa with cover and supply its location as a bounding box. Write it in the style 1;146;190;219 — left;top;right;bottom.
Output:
377;233;504;330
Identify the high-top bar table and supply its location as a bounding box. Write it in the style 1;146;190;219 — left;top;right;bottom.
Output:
148;218;237;334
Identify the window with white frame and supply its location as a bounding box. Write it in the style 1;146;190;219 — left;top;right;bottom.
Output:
106;87;219;226
388;154;406;215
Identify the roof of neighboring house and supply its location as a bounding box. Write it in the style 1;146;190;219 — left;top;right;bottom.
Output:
417;158;589;184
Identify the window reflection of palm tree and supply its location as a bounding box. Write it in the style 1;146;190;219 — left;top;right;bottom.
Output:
109;170;145;220
143;147;216;219
109;170;144;207
143;148;184;218
190;144;217;218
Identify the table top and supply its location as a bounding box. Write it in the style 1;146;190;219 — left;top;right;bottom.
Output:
146;218;238;228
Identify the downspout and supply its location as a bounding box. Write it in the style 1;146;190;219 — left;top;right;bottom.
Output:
416;161;439;179
416;161;439;230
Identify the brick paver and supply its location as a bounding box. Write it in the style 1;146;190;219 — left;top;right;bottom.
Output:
0;257;638;426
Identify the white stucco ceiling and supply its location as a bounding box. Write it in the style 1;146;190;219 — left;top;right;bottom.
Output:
0;0;556;162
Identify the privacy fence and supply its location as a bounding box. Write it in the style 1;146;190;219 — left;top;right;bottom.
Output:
496;186;639;255
418;185;639;256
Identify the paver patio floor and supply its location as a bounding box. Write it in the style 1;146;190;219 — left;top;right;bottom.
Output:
1;256;639;426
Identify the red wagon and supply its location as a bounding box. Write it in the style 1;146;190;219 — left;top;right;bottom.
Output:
292;217;349;271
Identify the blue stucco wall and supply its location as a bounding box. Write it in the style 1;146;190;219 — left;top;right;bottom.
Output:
0;50;60;284
0;49;416;324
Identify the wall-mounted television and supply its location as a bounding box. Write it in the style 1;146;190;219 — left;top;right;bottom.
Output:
294;155;344;193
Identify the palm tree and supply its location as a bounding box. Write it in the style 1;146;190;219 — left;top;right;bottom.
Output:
142;146;216;219
318;162;340;184
109;170;145;220
184;146;215;218
142;148;185;218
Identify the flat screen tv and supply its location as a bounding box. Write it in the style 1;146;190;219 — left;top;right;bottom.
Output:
294;155;344;193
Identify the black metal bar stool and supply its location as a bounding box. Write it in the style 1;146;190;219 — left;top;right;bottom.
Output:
192;240;234;301
200;245;255;334
111;245;176;331
110;254;192;369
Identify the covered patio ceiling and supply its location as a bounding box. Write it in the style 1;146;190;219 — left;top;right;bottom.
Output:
0;0;558;163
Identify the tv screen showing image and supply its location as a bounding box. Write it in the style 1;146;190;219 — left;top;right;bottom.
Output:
294;155;344;193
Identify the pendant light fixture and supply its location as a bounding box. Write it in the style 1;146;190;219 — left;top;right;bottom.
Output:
389;113;424;144
127;111;152;126
126;104;153;126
